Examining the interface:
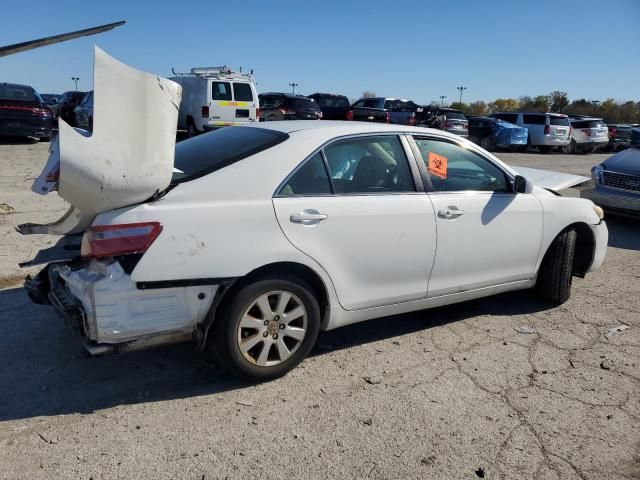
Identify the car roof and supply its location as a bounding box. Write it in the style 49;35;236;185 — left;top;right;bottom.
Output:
1;82;35;89
569;116;602;121
259;92;312;99
246;120;464;139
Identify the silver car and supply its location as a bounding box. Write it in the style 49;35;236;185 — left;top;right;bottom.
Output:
490;112;571;153
583;146;640;216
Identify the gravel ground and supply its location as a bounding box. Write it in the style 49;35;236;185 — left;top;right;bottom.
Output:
0;140;638;479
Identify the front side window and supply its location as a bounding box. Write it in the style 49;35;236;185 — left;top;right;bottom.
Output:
414;138;510;193
212;82;232;101
233;83;253;102
279;153;332;196
323;136;415;194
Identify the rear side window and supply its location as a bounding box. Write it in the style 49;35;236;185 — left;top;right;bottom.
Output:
233;83;254;102
444;111;466;120
523;114;546;125
493;113;518;124
323;136;415;194
172;127;288;183
259;95;283;109
315;95;350;108
212;82;232;101
279;153;332;196
549;116;570;126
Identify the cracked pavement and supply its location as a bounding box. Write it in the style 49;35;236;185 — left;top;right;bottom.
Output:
0;141;638;479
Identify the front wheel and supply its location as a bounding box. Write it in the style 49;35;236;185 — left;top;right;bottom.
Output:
209;276;321;381
536;228;577;304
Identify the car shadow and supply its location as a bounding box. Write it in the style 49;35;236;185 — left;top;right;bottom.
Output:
606;215;640;251
0;287;553;422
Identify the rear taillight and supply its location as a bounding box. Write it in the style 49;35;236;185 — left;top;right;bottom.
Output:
385;111;390;124
407;115;416;126
544;125;550;135
201;106;209;117
609;127;616;138
45;166;60;183
346;110;354;121
582;128;591;137
81;222;163;259
445;120;453;129
255;107;260;119
463;123;468;130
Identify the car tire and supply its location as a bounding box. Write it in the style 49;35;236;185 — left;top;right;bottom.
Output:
560;141;574;154
209;276;321;382
479;136;493;151
186;119;198;138
536;228;577;304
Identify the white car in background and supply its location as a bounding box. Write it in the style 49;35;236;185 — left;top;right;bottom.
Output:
20;49;608;381
563;116;609;154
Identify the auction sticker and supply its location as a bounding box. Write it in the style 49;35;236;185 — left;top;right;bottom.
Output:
428;152;447;179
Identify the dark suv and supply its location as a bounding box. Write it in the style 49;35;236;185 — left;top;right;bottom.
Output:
307;93;351;120
52;90;85;126
73;91;93;130
259;93;322;121
0;83;53;141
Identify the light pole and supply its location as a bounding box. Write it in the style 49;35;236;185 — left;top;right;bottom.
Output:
289;83;298;94
456;86;467;105
590;100;600;115
439;95;447;107
71;77;79;91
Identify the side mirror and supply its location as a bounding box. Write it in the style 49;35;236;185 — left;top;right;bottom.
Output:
513;175;527;193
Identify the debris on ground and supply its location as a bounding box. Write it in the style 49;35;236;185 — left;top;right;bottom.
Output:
605;325;630;339
364;376;383;385
235;400;253;407
515;325;536;334
600;359;614;370
0;203;15;215
363;418;373;426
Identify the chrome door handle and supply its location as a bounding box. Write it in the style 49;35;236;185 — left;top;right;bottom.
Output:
290;210;328;225
438;207;465;219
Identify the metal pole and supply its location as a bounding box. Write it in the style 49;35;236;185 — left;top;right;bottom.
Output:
289;83;298;94
71;77;79;91
439;95;446;107
457;86;467;105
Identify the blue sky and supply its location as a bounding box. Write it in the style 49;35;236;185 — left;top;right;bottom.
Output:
1;0;638;104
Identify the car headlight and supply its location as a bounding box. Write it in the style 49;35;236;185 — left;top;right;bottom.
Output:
591;165;604;184
593;205;605;220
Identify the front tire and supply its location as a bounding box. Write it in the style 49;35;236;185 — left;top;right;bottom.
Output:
210;276;321;381
536;229;577;304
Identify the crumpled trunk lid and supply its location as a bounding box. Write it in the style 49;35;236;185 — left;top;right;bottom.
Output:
18;46;181;236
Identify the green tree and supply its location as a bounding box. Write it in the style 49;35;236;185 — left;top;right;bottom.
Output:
487;98;519;112
449;101;470;114
549;91;569;113
468;101;488;116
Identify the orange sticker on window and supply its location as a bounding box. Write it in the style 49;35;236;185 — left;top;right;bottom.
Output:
428;152;448;179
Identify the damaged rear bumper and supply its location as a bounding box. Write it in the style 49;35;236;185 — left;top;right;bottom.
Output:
27;260;217;355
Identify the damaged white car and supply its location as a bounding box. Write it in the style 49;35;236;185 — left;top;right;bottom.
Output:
21;49;608;381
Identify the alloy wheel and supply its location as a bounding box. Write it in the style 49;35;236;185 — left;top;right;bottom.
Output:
236;290;308;367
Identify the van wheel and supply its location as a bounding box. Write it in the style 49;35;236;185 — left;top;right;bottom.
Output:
209;276;321;382
187;119;198;138
536;228;577;304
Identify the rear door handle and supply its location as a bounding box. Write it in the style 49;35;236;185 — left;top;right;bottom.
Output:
438;207;465;219
290;209;328;225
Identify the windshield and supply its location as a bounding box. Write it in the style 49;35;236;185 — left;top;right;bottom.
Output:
172;127;289;183
550;116;570;126
0;84;41;102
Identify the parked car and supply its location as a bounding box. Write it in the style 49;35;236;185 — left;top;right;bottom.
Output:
40;93;59;106
171;66;259;137
562;117;608;154
74;90;93;130
489;112;571;153
605;124;633;151
583;146;640;216
416;107;468;137
0;82;53;141
19;49;609;382
259;93;322;121
51;90;86;126
631;126;640;147
307;93;351;120
347;97;417;125
468;116;528;150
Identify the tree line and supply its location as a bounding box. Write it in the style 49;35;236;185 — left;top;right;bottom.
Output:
447;91;640;124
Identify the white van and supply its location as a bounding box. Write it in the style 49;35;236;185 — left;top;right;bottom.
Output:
171;66;259;136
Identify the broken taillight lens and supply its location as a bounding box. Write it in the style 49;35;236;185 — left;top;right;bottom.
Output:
81;222;163;258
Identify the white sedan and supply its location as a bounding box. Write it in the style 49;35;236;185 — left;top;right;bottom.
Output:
21;50;608;381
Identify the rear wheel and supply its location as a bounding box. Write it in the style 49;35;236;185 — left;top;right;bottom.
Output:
186;118;198;138
560;140;575;154
479;136;493;151
209;276;321;381
536;228;577;304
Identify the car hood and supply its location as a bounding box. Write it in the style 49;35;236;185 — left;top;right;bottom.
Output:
602;148;640;175
510;166;590;190
18;47;181;236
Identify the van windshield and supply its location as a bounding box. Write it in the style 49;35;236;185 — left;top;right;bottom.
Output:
172;127;289;183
